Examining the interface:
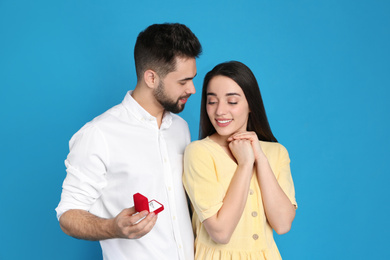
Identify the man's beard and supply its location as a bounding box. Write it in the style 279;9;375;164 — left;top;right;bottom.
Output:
154;80;189;114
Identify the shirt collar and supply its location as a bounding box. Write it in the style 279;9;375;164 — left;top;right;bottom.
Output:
122;91;172;129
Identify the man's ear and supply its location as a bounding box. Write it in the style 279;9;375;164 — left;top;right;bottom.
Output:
144;69;158;89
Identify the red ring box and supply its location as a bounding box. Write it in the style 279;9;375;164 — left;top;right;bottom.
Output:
133;193;164;214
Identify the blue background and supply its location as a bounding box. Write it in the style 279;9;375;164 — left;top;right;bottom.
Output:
1;0;389;259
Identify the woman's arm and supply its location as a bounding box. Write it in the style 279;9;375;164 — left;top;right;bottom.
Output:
202;139;254;244
228;132;296;234
254;153;296;234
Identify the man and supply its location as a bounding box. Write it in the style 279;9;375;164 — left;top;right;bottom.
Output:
55;23;202;260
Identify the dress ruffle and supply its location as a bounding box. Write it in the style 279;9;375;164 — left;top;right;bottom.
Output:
195;241;282;260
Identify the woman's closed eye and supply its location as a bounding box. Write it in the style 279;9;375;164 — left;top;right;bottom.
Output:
227;98;239;105
207;98;218;105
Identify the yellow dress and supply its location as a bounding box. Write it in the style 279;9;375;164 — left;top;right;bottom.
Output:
183;137;297;260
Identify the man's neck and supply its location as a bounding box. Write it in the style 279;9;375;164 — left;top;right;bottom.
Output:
131;86;165;128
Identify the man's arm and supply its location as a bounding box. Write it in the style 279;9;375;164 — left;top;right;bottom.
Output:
59;207;157;240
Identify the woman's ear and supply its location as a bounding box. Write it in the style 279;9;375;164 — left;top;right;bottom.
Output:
143;69;158;89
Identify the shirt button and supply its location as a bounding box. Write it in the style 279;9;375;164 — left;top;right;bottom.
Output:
173;216;176;220
168;187;172;191
253;234;259;240
251;211;258;217
164;158;167;163
249;189;254;195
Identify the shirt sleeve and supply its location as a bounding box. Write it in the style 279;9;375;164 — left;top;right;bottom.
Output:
275;144;298;209
55;124;109;220
183;142;224;222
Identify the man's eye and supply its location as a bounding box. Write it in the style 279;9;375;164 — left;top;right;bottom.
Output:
207;101;216;105
228;102;238;105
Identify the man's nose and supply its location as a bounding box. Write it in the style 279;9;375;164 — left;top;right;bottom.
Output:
187;80;196;95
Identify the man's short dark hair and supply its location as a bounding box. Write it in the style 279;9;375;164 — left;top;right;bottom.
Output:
134;23;202;80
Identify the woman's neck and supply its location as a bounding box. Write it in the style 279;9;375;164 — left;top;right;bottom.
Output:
209;133;237;163
209;133;229;147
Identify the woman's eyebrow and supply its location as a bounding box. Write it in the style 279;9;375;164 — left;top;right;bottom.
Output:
206;92;241;96
226;93;241;96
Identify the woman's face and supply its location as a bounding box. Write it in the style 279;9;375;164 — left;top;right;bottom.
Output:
206;75;250;139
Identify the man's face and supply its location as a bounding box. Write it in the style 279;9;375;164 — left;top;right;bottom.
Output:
154;57;197;113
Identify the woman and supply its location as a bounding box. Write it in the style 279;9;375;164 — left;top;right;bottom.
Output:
183;61;297;259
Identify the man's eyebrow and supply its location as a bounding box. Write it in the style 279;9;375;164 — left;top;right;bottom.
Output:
179;73;197;81
206;92;216;96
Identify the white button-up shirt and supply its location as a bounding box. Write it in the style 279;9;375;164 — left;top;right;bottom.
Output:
56;91;194;260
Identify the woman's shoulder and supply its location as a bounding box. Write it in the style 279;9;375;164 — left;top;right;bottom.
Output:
259;141;289;158
185;137;210;152
187;137;213;148
185;137;221;157
259;140;286;149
